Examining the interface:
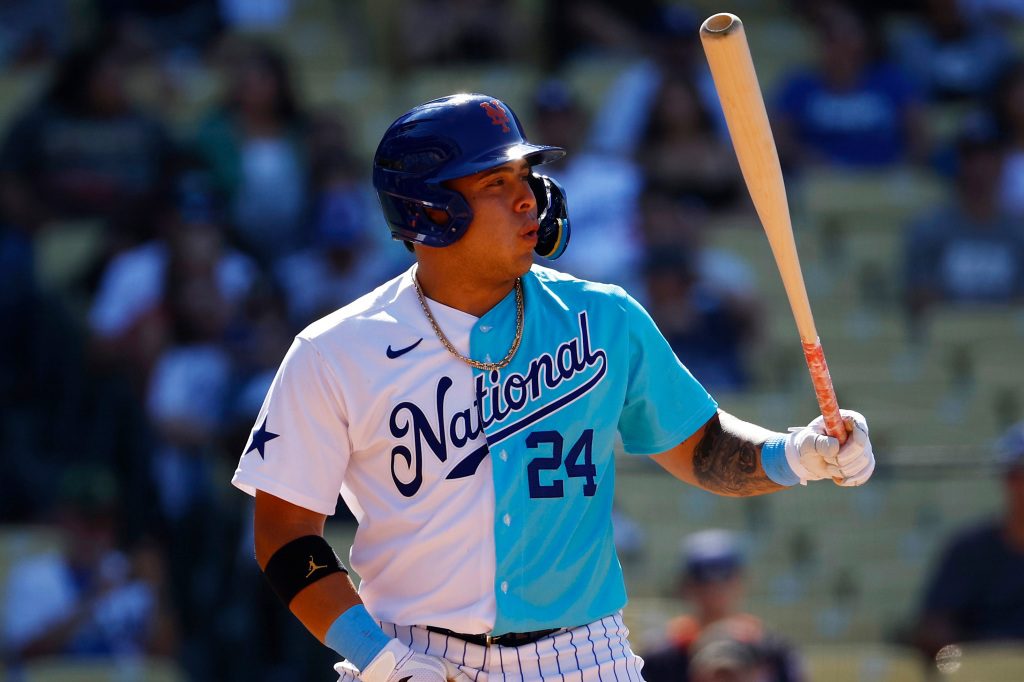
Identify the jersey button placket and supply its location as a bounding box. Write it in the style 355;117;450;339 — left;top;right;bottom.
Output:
492;437;514;622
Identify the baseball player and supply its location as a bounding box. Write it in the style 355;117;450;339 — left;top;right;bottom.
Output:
231;93;875;682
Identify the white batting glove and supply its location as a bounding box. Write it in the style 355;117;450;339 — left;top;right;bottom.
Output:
358;639;471;682
785;409;874;487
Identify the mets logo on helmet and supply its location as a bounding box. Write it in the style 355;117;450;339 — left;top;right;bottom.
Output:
480;100;511;133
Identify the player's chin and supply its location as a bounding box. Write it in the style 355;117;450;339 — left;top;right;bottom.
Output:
514;249;536;274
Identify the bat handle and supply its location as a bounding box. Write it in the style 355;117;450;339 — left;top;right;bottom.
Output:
801;338;848;445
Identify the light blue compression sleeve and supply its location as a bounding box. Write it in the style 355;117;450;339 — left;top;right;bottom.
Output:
761;436;799;486
324;604;392;670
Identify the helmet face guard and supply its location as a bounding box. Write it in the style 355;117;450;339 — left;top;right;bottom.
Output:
373;94;571;258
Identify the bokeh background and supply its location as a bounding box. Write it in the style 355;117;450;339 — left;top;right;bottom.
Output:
1;0;1023;680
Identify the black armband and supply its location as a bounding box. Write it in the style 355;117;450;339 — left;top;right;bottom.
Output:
262;534;347;606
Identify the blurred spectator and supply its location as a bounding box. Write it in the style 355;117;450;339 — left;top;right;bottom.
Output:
529;80;645;291
225;280;292;435
0;222;33;400
637;187;760;302
0;221;41;521
642;530;805;682
88;170;257;386
894;0;1012;103
97;0;223;61
193;41;308;264
637;187;760;391
687;623;771;682
791;0;919;24
0;0;70;67
146;236;235;523
773;4;927;169
392;0;525;70
576;4;727;160
960;0;1024;21
903;122;1024;324
540;0;665;69
145;253;236;678
639;75;743;211
0;40;175;230
273;110;405;327
911;423;1024;658
0;214;137;527
992;61;1024;217
1;467;176;670
642;247;754;392
219;0;293;31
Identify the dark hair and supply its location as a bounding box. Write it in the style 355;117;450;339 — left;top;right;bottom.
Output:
226;42;304;126
45;40;122;115
950;108;1003;169
641;75;714;146
814;2;888;65
57;465;118;517
989;59;1024;139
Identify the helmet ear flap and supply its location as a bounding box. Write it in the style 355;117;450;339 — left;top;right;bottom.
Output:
376;178;473;246
529;173;570;259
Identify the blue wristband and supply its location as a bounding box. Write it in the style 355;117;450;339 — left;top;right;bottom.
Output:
324;604;392;670
761;436;799;487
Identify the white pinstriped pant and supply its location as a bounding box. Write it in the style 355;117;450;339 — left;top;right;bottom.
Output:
334;612;645;682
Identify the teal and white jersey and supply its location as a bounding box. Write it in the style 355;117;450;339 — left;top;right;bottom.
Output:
472;267;717;633
232;265;717;635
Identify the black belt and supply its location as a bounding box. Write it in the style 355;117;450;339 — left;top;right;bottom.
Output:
426;625;562;647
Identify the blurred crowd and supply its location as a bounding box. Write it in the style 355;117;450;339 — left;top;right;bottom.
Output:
0;0;1023;680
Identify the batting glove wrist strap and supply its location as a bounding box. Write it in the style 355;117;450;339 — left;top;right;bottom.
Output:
349;634;470;682
761;436;799;486
325;605;393;671
262;534;347;606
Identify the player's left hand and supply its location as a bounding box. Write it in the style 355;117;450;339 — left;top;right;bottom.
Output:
787;409;874;487
353;640;472;682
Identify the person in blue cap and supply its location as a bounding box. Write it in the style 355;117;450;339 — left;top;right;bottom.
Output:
642;530;805;682
912;423;1024;659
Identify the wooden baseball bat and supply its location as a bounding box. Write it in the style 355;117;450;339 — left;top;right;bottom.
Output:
700;12;847;444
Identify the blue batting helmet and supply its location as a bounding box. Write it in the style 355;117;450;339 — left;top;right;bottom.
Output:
372;93;571;258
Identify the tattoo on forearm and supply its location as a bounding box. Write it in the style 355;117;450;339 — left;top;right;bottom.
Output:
692;414;780;496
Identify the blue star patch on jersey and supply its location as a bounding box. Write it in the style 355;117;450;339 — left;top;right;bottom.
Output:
246;417;280;459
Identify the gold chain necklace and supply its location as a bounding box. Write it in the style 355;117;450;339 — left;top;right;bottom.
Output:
412;268;524;371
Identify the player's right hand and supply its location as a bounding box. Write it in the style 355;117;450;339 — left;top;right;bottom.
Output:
358;639;471;682
784;409;874;486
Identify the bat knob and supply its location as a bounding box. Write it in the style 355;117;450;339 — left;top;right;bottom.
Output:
701;13;742;35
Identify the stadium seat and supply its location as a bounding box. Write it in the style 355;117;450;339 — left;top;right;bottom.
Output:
0;68;48;132
33;219;107;294
795;167;945;231
19;656;184;682
923;307;1024;347
802;643;925;682
938;643;1024;681
0;525;60;595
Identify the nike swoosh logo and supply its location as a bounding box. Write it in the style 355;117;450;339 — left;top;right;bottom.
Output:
398;677;413;682
386;338;424;359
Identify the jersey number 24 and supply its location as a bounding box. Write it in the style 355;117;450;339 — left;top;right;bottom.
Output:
526;429;597;498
